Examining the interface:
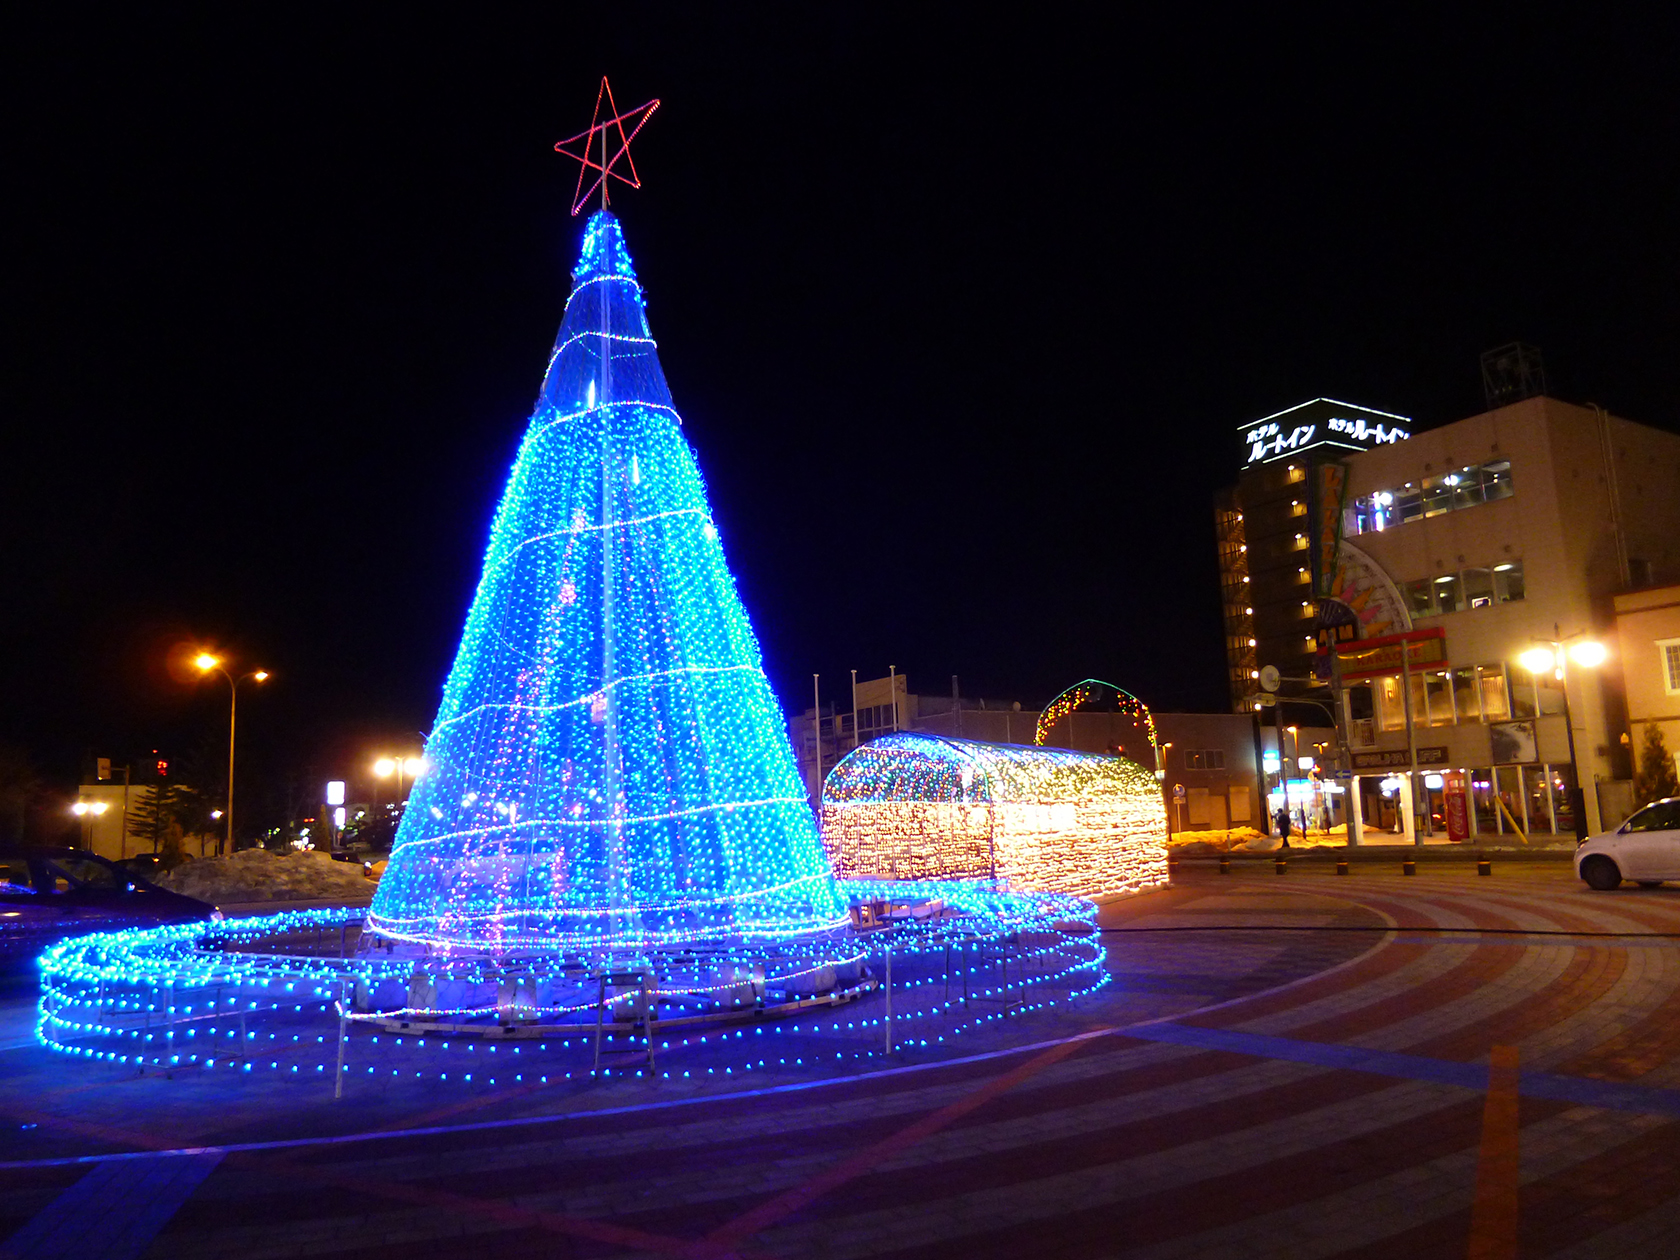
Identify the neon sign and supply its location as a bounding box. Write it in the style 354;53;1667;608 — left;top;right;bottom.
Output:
1240;398;1412;467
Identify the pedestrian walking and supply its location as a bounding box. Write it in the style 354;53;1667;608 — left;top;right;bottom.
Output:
1275;805;1292;849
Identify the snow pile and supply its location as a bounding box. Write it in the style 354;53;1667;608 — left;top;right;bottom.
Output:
155;848;376;904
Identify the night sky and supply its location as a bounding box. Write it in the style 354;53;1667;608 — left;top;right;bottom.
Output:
5;9;1678;815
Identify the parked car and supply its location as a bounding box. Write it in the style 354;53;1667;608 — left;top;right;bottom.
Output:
1574;798;1680;890
0;849;220;974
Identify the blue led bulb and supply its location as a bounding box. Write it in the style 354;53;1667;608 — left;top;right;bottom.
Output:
368;211;847;953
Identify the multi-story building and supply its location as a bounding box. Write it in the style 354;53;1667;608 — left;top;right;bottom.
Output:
1218;388;1680;841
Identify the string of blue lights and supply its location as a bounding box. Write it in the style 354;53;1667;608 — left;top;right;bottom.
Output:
369;210;849;952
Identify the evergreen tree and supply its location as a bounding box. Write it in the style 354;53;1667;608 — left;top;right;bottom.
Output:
1633;725;1680;806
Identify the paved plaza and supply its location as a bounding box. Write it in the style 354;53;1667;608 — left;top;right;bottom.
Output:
2;861;1678;1258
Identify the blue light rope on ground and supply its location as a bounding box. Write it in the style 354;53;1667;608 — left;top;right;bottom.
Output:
35;889;1104;1088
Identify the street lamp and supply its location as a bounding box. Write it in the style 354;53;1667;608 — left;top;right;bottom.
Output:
70;799;109;850
1519;628;1606;841
194;653;270;856
374;755;426;807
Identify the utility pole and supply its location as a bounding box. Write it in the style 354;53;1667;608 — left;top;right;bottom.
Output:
850;669;859;755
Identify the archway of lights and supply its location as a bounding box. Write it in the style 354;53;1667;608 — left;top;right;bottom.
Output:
822;733;1169;900
1035;678;1160;756
35;209;1110;1086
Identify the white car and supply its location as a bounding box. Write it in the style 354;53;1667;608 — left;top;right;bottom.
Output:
1575;797;1680;890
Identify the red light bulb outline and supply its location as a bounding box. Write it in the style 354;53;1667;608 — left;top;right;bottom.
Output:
553;76;661;216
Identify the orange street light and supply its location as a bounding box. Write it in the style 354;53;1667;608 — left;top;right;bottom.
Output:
195;653;271;855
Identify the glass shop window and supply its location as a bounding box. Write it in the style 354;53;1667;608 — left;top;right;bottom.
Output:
1347;683;1374;722
1452;667;1481;722
1481;460;1514;501
1478;665;1510;720
1421;473;1455;518
1433;573;1462;614
1422;670;1455;726
1405;579;1438;618
1449;467;1484;510
1511;668;1565;717
1461;568;1494;610
1377;675;1407;731
1493;561;1524;602
1537;672;1566;716
1509;664;1536;720
1395;485;1423;523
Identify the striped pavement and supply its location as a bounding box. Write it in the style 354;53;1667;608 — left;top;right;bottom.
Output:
0;864;1677;1258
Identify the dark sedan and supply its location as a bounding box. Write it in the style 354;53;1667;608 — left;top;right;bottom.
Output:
0;850;220;979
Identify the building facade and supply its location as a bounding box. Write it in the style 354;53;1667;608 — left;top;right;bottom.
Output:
1219;393;1680;840
1614;583;1680;810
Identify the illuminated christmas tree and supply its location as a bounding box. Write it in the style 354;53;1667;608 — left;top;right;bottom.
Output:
368;208;848;953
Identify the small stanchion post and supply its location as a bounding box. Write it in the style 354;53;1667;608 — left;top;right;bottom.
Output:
1477;856;1493;876
334;979;349;1101
884;944;893;1055
1402;858;1417;876
165;982;176;1079
1274;856;1287;875
1218;855;1231;875
1336;858;1349;876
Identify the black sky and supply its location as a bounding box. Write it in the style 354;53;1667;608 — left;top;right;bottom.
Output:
4;7;1678;807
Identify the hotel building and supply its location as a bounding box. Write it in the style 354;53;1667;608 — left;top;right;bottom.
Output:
1218;390;1680;841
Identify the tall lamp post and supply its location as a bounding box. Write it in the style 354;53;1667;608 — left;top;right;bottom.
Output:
70;799;109;851
1518;629;1606;842
373;756;425;809
194;654;269;856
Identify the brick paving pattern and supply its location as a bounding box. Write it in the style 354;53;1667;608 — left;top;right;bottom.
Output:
0;862;1677;1258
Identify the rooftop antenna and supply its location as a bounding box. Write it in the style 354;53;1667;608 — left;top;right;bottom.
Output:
1480;342;1548;410
553;77;661;216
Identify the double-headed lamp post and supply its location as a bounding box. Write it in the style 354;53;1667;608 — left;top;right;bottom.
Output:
373;756;426;808
1518;629;1607;841
194;654;269;856
70;799;109;850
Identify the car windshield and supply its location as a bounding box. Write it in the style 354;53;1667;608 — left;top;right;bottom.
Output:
1624;801;1680;833
0;858;36;895
42;856;125;892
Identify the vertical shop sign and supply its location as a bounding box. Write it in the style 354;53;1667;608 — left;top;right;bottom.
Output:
1444;771;1470;843
1311;460;1348;598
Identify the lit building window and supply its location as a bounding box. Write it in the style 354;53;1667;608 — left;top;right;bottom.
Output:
1406;562;1524;617
1347;460;1514;535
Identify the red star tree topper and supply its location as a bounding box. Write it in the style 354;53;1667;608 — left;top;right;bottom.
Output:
553;77;660;215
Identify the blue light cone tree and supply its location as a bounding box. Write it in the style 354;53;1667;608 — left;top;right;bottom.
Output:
369;211;848;953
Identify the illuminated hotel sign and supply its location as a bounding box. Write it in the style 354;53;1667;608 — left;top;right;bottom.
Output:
1241;398;1412;467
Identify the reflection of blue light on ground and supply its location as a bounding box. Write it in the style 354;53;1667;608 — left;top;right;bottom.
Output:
36;884;1105;1086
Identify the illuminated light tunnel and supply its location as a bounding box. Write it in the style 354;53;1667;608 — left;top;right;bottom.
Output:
821;733;1170;900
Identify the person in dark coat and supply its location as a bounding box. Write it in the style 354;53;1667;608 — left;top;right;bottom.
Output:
1275;805;1292;849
